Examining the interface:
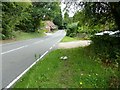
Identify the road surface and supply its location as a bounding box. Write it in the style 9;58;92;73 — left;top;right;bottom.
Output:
1;30;66;88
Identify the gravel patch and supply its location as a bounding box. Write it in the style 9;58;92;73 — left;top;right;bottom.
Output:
58;40;91;49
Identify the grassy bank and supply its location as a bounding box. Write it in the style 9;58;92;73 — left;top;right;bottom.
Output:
61;34;91;42
13;46;119;88
15;31;45;40
1;31;45;44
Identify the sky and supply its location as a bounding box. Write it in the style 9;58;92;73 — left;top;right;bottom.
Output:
60;0;83;18
60;2;66;18
60;2;75;18
60;0;120;18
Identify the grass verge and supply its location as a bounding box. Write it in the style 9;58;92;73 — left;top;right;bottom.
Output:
15;31;45;40
0;31;45;44
13;46;119;88
61;36;79;42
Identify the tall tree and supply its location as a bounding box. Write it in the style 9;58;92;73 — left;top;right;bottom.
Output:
53;13;63;29
109;2;120;30
2;2;32;39
64;1;120;30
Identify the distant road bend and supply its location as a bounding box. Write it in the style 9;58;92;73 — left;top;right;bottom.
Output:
1;30;66;88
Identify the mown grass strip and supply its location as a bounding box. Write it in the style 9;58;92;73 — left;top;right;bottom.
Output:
1;31;45;44
61;36;79;42
15;31;45;40
13;47;118;88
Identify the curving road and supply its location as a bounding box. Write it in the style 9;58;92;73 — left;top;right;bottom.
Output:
1;30;66;88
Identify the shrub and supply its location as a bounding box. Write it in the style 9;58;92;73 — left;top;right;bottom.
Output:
66;23;78;37
0;33;6;40
2;2;32;39
91;35;120;65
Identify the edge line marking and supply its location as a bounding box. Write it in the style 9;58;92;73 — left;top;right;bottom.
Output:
5;50;49;88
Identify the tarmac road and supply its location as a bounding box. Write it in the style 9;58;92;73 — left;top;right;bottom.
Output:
1;30;66;88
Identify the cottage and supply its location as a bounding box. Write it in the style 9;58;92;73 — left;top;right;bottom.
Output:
43;21;57;32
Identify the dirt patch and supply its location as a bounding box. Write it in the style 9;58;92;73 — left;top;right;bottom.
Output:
58;40;91;49
0;39;17;44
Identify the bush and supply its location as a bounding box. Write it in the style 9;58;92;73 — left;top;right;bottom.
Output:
91;35;120;65
66;23;78;37
2;2;32;39
0;33;6;40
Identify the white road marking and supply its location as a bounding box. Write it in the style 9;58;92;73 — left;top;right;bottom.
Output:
4;39;62;88
1;45;28;55
33;41;40;44
34;42;40;44
1;40;43;55
33;40;43;44
53;44;55;47
57;40;60;43
0;39;33;47
4;31;66;88
49;47;52;50
40;51;48;59
5;50;49;88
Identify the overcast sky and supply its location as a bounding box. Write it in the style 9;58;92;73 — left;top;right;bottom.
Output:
60;0;82;18
60;1;76;18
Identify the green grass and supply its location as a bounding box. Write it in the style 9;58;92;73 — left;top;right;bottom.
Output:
61;36;79;42
13;46;119;88
1;31;45;44
15;31;45;40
